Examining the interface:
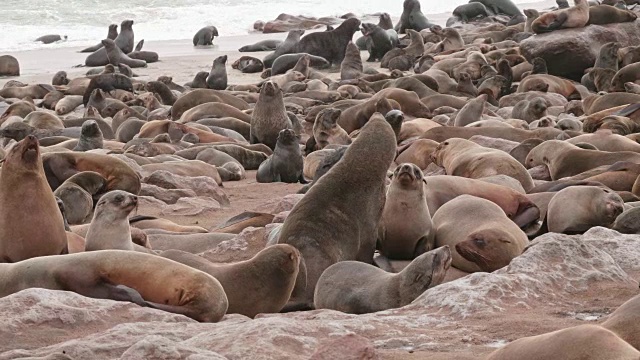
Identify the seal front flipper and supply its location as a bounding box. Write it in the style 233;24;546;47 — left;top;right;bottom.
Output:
298;174;308;184
547;12;569;31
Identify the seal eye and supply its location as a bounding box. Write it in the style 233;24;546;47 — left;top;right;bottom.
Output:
473;238;486;248
114;195;124;203
443;141;449;146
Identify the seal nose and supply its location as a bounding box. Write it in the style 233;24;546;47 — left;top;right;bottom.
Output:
131;196;138;204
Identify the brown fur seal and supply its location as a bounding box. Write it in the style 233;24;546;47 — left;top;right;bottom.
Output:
486;324;640;360
0;55;20;76
0;136;68;262
160;244;300;318
103;39;146;68
250;81;293;150
531;0;589;33
432;194;529;273
84;190;141;252
276;113;397;311
395;0;436;33
612;62;640;91
42;152;141;194
378;163;434;260
294;18;361;65
170;89;249;120
53;171;107;225
601;294;640;350
256;129;305;184
526;140;640;180
546;186;624;234
512;97;548;123
0;250;228;322
309;108;351;151
85;20;135;66
432;138;535;191
314;246;451;314
193;26;218;46
587;5;637;25
340;41;363;80
206;55;228;90
231;56;264;74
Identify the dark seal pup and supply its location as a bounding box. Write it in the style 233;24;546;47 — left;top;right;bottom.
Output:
256;129;306;184
396;0;436;33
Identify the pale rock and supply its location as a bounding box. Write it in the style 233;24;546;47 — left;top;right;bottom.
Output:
144;170;230;206
161;197;221;216
140;184;197;204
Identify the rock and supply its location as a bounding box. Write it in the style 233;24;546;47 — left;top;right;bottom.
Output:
271;194;305;214
310;333;379;360
161;197;221;216
273;211;290;223
144;170;230;206
0;55;20;76
520;22;640;81
581;227;640;274
120;335;227;359
138;195;168;208
140;184;197;204
408;234;638;317
201;226;268;263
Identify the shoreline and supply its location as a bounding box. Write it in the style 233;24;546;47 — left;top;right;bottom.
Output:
0;0;555;86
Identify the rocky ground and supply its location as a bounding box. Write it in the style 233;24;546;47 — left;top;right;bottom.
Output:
1;173;638;359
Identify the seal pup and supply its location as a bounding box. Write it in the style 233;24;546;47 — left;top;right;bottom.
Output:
545;186;624;234
84;190;141;252
256;129;306;184
53;171;107;225
160;244;300;318
361;23;395;62
206;55;228;90
72;120;104;152
452;3;491;22
486;324;640;360
294;18;361;65
193;26;218;46
310;108;351;151
340;41;363;80
184;71;209;89
238;39;282;52
531;0;590;33
432;195;529;273
250;81;293;150
470;0;523;16
0;136;68;262
314;246;452;314
0;250;229;322
277;113;397;311
378;163;434;260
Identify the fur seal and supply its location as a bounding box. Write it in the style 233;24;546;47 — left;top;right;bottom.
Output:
184;71;208;89
432;138;535;191
0;136;68;262
486;325;640;360
103;39;146;68
277;113;397;311
239;39;282;52
270;53;331;76
612;207;640;234
206;55;228;90
512;97;548;123
309;108;350;152
263;29;305;68
314;246;451;314
396;0;436;33
250;81;293;150
293;18;361;65
453;3;491;21
378;163;434;260
35;34;65;44
85;20;135;66
432;195;529;273
42;152;141;194
53;171;107;225
72;120;104;152
256;129;305;184
531;0;589;33
470;0;523;16
0;250;229;322
231;56;264;73
361;23;395;62
193;26;218;46
160;244;300;318
546;186;624;234
587;4;637;25
0;55;19;76
601;294;640;350
82;73;133;106
52;71;69;86
340;42;363;80
80;24;118;53
84;190;141;252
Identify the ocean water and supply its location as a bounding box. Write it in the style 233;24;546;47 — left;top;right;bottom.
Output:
0;0;542;52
